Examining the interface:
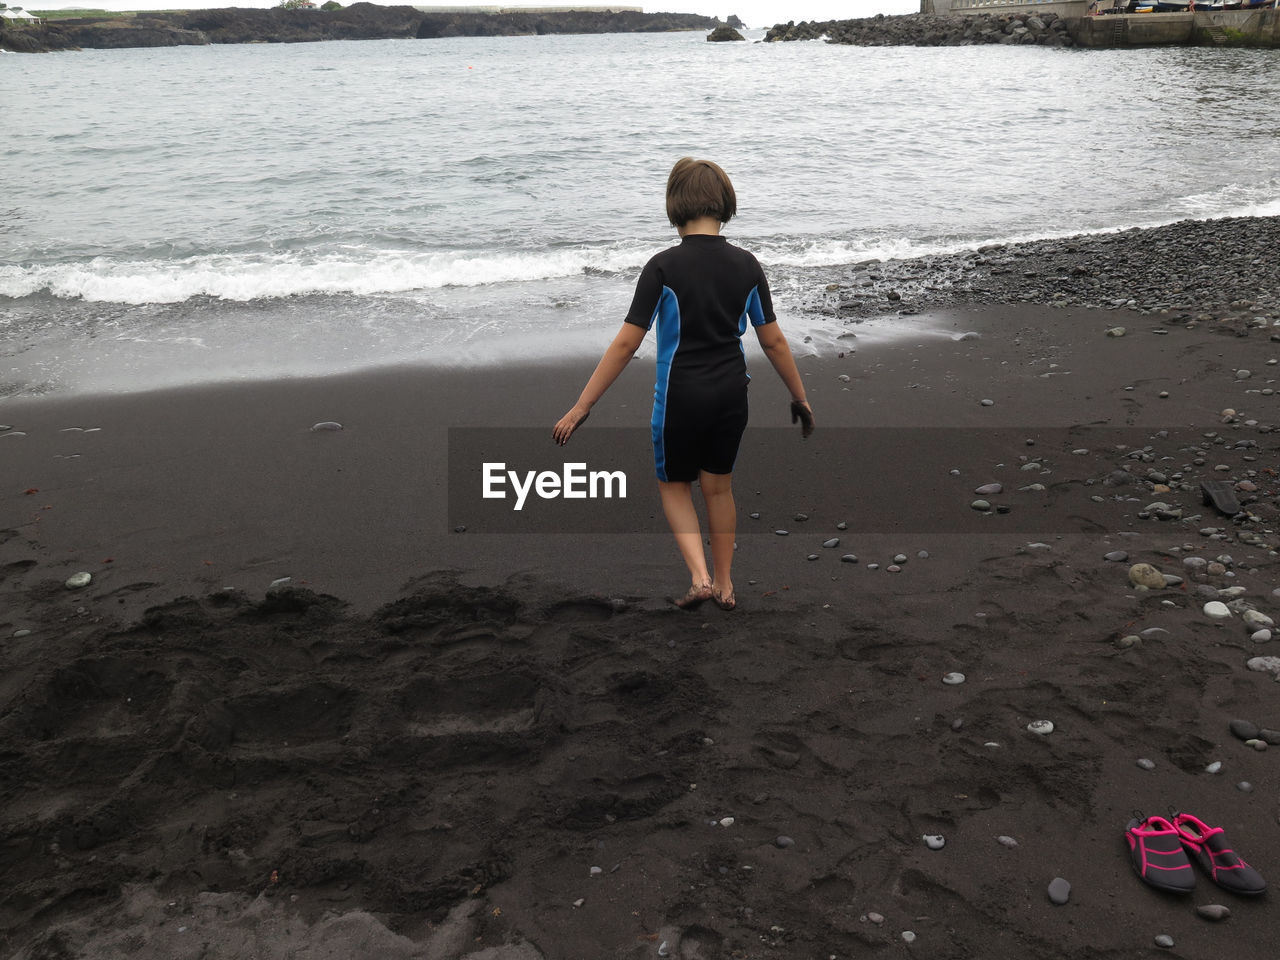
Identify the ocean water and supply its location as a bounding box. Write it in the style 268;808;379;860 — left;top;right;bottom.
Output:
3;30;1280;395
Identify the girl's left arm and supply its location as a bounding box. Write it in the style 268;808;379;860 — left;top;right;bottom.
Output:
552;322;647;445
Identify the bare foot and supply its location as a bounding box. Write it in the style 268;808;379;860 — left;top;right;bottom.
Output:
674;582;713;609
712;583;735;611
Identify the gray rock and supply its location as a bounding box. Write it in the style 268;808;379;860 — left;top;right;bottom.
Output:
1259;728;1280;745
923;834;945;850
1129;563;1165;589
893;553;908;563
1252;629;1273;643
974;482;1003;495
64;572;91;589
1247;656;1280;676
971;499;992;511
997;835;1018;848
1196;904;1230;921
1229;719;1260;741
775;835;795;849
807;554;819;561
1237;781;1254;793
942;672;965;685
1027;719;1054;735
1155;934;1174;948
310;421;343;431
822;538;840;548
1047;877;1070;904
774;529;788;536
1103;550;1129;562
840;554;858;563
1136;758;1156;770
1139;627;1170;640
1204;601;1233;621
1205;760;1223;774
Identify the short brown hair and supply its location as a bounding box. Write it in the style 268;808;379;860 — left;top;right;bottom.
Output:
665;157;737;227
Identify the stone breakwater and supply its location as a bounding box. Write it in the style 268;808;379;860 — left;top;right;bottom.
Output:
0;3;721;52
809;216;1280;331
764;12;1076;47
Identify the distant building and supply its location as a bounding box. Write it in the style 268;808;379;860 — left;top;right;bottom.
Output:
922;0;1089;14
1;5;40;20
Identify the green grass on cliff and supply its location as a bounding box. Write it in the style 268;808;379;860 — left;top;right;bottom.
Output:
30;8;133;18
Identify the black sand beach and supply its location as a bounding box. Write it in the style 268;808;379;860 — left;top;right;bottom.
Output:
2;219;1280;959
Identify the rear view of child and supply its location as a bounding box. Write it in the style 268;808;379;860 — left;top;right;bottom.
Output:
553;157;813;610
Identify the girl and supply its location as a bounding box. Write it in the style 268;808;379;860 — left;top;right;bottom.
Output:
553;158;813;610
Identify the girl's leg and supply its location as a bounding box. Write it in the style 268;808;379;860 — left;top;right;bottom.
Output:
657;479;712;594
699;470;736;603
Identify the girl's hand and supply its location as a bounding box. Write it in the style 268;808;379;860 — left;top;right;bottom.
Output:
790;399;815;438
552;406;590;446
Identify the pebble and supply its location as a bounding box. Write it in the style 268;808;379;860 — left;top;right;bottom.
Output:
1136;758;1156;770
64;572;91;589
1116;635;1141;649
310;421;343;431
822;538;840;548
1260;728;1280;745
1027;720;1054;735
1105;326;1126;337
866;912;885;924
1196;904;1231;921
807;554;819;561
1183;556;1208;572
917;550;929;559
836;521;847;530
1047;877;1071;904
974;482;1003;495
1203;601;1233;621
1237;781;1254;793
12;629;31;638
775;529;788;536
1246;656;1280;676
923;834;945;850
887;564;902;573
997;835;1018;848
893;553;908;563
1205;760;1223;774
268;576;291;589
589;866;602;876
1129;563;1165;589
1103;550;1129;562
1236;369;1251;379
1247;739;1268;751
572;898;584;908
1154;934;1174;949
1229;719;1260;741
840;554;858;563
1244;610;1275;630
971;499;992;511
942;672;965;685
980;399;994;406
775;835;795;849
901;931;916;943
658;942;670;957
719;817;734;827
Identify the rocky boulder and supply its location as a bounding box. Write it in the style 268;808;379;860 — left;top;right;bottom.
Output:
707;25;745;41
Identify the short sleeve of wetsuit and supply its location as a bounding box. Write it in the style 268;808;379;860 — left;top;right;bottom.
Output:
745;257;777;327
624;259;664;330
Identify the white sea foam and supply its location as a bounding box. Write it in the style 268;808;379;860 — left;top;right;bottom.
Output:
0;245;652;305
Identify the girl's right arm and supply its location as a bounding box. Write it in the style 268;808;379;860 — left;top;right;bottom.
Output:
552;322;647;446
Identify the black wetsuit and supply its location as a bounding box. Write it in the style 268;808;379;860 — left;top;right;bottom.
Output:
624;234;776;482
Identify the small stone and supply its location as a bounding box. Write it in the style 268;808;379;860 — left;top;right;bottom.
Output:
942;672;965;685
590;866;602;876
1154;934;1174;949
866;911;885;924
917;550;929;559
836;521;847;530
901;931;916;943
658;941;670;957
840;554;858;563
310;421;343;431
997;835;1018;848
1047;877;1071;904
749;512;760;519
1103;550;1129;562
1205;761;1223;774
12;629;31;638
1247;739;1268;751
719;817;734;827
64;572;91;590
807;554;819;561
1229;719;1260;741
1246;656;1280;676
980;399;994;406
1116;635;1142;649
1136;758;1156;770
793;513;808;522
1027;720;1054;735
1105;326;1126;337
268;576;292;590
923;834;945;850
893;553;908;563
775;529;789;536
1243;610;1275;630
974;482;1003;496
887;564;902;573
572;898;584;908
1196;904;1230;921
1129;563;1165;589
822;538;840;548
971;499;992;511
1237;781;1254;793
775;835;794;849
1236;369;1251;379
1203;601;1233;621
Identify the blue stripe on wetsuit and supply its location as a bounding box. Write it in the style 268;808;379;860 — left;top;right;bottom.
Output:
650;285;680;482
737;284;769;370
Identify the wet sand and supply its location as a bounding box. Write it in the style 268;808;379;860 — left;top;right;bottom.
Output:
2;300;1279;959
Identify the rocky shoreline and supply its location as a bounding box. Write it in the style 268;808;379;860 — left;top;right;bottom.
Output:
809;215;1280;336
0;3;723;52
764;11;1077;47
